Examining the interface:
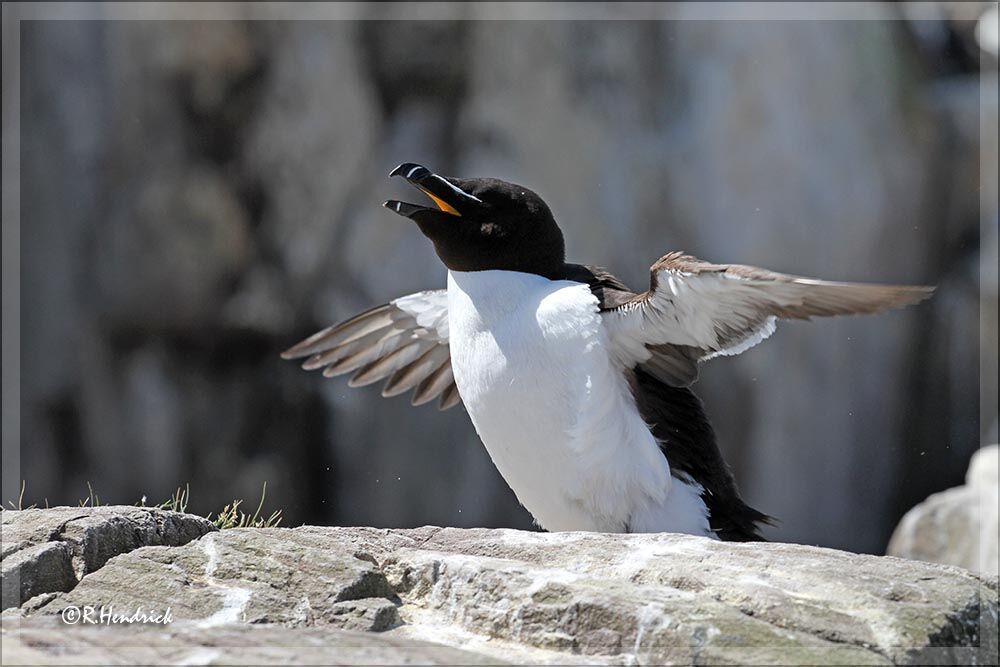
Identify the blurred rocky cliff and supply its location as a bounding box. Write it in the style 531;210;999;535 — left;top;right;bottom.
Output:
13;5;998;553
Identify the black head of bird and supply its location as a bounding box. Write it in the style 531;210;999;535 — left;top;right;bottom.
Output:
384;162;566;278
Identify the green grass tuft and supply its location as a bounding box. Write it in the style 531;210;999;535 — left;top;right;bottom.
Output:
158;483;190;514
3;480;283;529
210;482;283;529
79;481;101;508
3;480;32;510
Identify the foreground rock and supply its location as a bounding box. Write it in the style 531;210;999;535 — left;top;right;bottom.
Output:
888;445;1000;575
2;508;996;665
1;616;502;666
1;506;216;609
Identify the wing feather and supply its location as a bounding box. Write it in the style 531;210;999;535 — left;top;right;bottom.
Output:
281;304;397;358
303;326;413;372
408;359;456;405
602;252;933;384
438;383;462;411
383;346;450;399
348;339;437;387
283;289;461;410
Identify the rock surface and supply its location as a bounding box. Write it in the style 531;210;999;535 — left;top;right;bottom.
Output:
2;508;996;665
1;506;216;609
1;617;503;666
888;445;1000;575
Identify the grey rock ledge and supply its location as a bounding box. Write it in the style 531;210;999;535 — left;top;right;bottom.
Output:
1;507;997;665
1;505;216;610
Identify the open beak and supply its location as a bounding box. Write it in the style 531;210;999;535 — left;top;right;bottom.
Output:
383;163;481;219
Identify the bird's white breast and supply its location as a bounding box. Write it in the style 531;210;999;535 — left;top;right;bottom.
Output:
446;269;712;535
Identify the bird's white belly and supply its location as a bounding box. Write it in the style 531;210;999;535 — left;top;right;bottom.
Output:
446;269;711;535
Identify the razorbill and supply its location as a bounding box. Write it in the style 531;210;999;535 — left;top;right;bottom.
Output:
282;163;934;540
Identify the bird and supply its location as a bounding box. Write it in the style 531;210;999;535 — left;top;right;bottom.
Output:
282;163;934;541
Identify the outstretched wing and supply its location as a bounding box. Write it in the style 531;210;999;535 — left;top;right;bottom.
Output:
601;251;934;387
281;290;461;410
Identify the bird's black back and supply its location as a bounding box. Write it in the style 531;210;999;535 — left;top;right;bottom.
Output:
631;368;772;541
560;263;774;541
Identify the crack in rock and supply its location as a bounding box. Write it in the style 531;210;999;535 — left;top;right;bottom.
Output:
1;506;216;610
